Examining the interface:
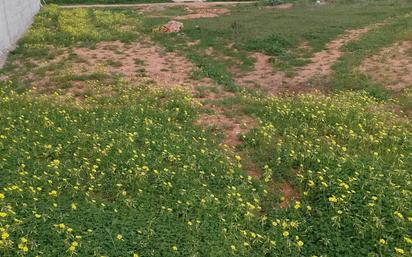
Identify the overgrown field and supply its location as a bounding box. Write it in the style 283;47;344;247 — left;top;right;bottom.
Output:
1;81;411;256
1;1;412;256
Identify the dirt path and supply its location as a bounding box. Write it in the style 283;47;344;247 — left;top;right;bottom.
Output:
59;1;255;9
290;26;379;85
195;106;256;148
236;21;386;93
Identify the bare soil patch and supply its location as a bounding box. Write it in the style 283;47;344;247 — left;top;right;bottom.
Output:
11;39;216;96
292;27;373;84
278;182;299;208
247;162;262;179
195;108;256;148
72;40;214;90
187;40;201;47
175;7;230;20
234;53;293;93
235;24;383;94
359;41;412;91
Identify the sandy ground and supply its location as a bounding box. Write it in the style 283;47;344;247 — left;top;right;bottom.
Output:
235;22;386;93
360;41;412;91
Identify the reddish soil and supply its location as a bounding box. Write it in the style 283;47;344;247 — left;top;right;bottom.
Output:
359;41;412;91
292;27;372;84
278;182;299;208
195;108;256;148
175;7;230;20
235;53;291;93
247;162;262;179
73;40;215;90
235;23;385;93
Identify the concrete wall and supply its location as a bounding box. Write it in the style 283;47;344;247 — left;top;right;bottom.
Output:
0;0;41;66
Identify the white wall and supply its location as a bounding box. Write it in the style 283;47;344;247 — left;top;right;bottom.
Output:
0;0;41;66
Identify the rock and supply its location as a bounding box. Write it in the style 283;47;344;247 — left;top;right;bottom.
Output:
158;20;184;33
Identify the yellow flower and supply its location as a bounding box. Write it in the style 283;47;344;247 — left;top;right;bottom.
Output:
394;247;404;255
339;182;349;190
297;240;304;247
328;195;338;203
283;231;289;237
1;232;9;240
0;193;4;199
116;234;123;240
404;236;412;244
69;246;76;252
48;190;58;197
394;211;404;219
379;239;386;245
235;155;241;161
133;254;139;257
21;237;28;243
71;203;77;210
0;212;7;218
172;245;178;251
230;245;236;251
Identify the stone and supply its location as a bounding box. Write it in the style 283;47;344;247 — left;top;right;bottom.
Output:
158;20;184;33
